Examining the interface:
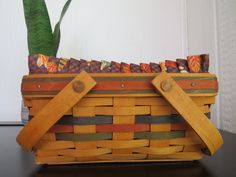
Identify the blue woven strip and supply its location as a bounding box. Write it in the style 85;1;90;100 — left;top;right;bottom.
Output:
135;115;184;124
56;115;113;125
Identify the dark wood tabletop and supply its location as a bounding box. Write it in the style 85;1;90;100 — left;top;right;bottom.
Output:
0;125;236;177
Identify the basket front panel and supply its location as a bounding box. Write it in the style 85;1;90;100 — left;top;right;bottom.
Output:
31;96;212;164
21;73;217;164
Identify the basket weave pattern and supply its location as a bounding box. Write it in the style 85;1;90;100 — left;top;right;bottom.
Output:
19;73;219;164
32;96;209;164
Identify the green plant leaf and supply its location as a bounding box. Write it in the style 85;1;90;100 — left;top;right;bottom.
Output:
22;0;32;29
24;0;54;56
52;0;72;56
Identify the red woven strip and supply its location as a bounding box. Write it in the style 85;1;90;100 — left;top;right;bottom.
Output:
22;82;69;92
96;124;150;132
176;80;218;90
171;123;190;131
22;80;217;92
22;80;152;91
93;81;152;90
48;125;73;133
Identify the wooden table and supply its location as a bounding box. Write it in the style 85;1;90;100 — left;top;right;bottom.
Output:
0;125;235;177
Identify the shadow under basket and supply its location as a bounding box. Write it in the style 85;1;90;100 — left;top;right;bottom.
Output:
17;72;223;165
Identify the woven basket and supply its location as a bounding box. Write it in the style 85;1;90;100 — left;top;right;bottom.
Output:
17;72;223;165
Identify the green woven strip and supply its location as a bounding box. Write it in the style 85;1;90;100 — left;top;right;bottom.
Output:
22;76;217;83
184;89;218;94
96;76;217;81
56;131;184;141
22;89;218;95
89;89;155;94
22;88;217;95
56;132;112;141
89;89;217;94
22;76;153;82
172;77;217;81
134;131;185;140
22;77;73;82
94;77;153;81
57;116;112;125
22;76;152;82
22;90;154;95
22;91;60;95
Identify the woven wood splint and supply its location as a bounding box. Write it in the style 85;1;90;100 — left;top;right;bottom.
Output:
17;71;223;165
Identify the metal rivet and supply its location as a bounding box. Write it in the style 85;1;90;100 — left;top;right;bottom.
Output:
161;80;172;92
72;81;85;93
191;82;196;87
120;83;125;88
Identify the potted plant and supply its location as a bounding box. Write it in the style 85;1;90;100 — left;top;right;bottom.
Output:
23;0;72;56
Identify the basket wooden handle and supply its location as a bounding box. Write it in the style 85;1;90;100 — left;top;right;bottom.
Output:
152;72;223;155
16;71;97;151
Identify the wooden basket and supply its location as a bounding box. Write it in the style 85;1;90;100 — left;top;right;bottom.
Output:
17;72;223;165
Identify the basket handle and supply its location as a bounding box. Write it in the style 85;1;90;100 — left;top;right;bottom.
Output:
16;71;97;151
151;72;223;155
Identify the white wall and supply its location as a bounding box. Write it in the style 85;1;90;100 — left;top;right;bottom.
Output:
0;0;28;122
0;0;220;126
186;0;219;126
216;0;236;133
48;0;187;60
